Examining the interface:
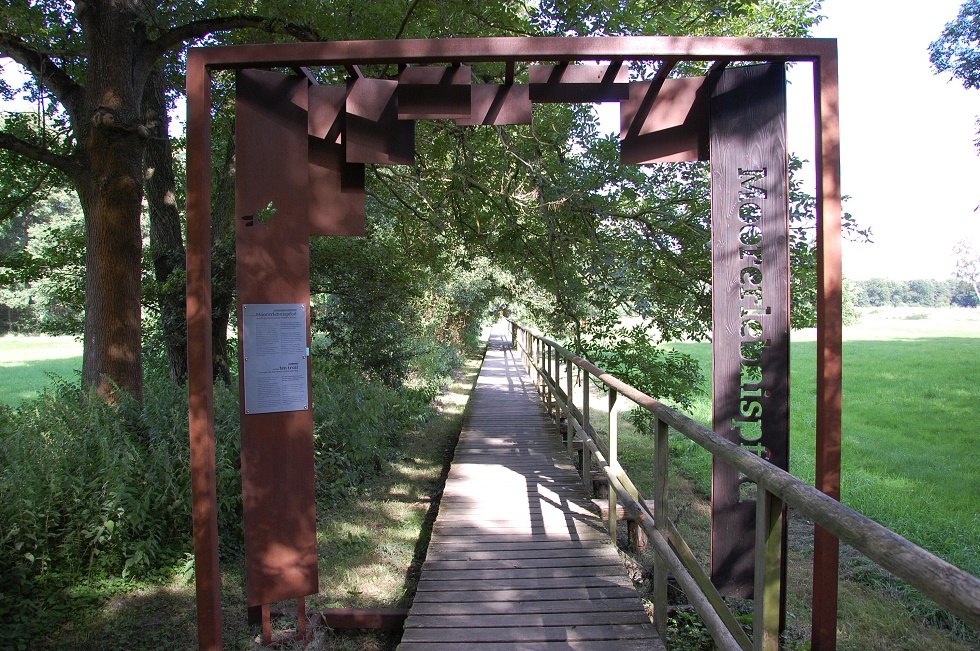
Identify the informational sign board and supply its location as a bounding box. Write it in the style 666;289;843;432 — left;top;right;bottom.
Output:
241;303;309;414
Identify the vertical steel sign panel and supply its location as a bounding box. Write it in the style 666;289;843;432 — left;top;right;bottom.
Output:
709;64;790;598
235;68;319;607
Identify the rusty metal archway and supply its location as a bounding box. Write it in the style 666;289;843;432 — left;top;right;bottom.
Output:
185;36;843;651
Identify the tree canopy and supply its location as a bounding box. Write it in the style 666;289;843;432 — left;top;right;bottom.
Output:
930;0;980;149
1;0;831;405
930;0;980;90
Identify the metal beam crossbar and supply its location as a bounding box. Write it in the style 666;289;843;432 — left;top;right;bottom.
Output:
184;35;845;650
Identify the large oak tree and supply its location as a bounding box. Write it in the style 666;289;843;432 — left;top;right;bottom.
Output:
0;1;325;400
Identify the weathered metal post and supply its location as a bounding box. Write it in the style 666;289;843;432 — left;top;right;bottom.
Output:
708;64;790;615
653;416;670;637
812;44;844;651
185;48;222;651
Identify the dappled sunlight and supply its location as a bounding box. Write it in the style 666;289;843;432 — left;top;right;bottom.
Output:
302;353;485;620
401;324;661;648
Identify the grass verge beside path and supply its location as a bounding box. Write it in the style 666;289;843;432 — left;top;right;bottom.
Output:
36;351;484;650
666;336;980;579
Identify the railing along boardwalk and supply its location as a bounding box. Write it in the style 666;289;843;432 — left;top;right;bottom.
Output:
509;320;980;651
399;327;664;650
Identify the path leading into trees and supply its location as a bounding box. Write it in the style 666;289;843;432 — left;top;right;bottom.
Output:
399;325;664;650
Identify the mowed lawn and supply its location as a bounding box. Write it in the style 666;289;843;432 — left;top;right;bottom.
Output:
0;335;82;407
669;307;980;577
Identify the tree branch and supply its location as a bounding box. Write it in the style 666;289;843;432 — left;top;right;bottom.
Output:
0;32;83;119
0;167;52;223
0;129;81;178
145;15;321;60
393;0;425;39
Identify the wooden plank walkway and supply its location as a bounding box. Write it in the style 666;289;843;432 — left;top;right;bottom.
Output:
399;325;665;650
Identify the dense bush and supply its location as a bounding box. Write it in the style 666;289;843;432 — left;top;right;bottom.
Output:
0;373;238;649
309;356;449;501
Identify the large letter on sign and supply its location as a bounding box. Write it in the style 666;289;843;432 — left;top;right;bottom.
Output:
709;64;790;599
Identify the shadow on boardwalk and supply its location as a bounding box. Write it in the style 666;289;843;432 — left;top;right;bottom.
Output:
400;323;664;650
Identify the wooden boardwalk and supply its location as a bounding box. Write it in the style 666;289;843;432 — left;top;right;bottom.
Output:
399;326;664;650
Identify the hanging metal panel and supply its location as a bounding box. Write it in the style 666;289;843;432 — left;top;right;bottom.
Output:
620;76;709;164
308;84;365;236
528;63;630;102
456;84;532;126
397;64;472;119
345;77;415;165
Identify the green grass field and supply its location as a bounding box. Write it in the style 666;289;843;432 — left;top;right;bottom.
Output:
662;307;980;577
0;335;82;407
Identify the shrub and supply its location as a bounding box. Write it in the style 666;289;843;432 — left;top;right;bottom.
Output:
0;375;244;588
585;325;703;410
0;321;470;648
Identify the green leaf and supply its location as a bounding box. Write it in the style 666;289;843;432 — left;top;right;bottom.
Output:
255;201;277;224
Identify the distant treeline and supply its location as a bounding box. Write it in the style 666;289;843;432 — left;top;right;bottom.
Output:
850;278;978;308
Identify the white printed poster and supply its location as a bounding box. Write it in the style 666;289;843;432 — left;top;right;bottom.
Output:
241;303;309;414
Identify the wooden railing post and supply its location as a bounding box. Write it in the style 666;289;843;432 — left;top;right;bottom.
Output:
582;371;592;496
511;321;517;349
565;358;574;453
537;337;545;399
533;335;540;394
548;344;555;416
543;342;549;402
754;488;785;651
556;352;565;439
525;330;531;372
554;347;561;404
653;417;670;638
607;389;619;543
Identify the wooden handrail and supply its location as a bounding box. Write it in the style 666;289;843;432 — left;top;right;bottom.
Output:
509;320;980;646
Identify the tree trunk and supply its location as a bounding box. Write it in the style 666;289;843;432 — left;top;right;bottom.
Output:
210;124;238;385
144;65;188;384
77;1;148;402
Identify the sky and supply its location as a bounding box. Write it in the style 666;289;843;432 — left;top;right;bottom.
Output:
786;0;980;281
